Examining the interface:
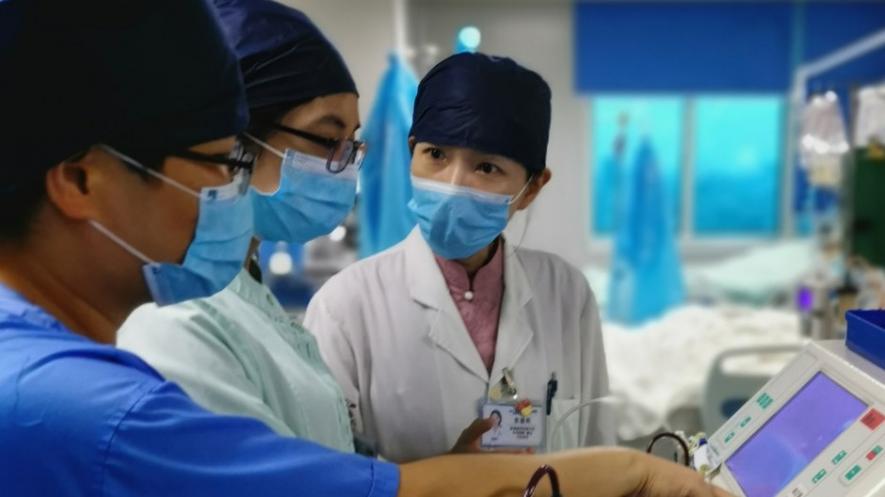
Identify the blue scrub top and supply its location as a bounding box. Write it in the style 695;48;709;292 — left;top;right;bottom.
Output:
0;284;399;497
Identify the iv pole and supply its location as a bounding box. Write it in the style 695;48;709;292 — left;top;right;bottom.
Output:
392;0;409;58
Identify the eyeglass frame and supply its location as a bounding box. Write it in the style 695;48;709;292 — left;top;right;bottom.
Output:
61;144;255;179
260;121;366;173
168;145;255;176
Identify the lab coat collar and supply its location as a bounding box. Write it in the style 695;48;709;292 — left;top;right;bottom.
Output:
403;228;533;309
500;240;533;309
404;228;448;310
403;228;536;384
489;239;535;387
404;228;488;380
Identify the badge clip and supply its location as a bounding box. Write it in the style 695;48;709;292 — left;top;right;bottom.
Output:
489;367;519;401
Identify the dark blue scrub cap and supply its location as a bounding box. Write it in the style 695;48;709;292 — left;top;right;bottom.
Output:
410;52;552;174
213;0;357;111
0;0;248;182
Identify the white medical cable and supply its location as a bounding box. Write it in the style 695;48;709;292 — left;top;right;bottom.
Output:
548;395;624;452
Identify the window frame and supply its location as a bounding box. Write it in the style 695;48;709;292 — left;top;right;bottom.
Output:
587;93;797;253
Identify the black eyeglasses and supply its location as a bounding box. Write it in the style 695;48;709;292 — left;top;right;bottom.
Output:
169;144;255;176
95;144;254;178
264;122;366;173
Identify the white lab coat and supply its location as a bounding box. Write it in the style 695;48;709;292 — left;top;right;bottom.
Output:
305;228;615;462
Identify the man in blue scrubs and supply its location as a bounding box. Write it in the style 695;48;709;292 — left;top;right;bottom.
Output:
0;1;732;496
0;1;398;496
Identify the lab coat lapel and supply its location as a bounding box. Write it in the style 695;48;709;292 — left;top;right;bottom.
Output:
404;228;490;382
490;244;535;386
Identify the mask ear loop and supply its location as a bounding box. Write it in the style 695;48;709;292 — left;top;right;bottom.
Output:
99;145;200;198
89;220;156;265
243;133;285;160
507;178;533;206
504;173;538;257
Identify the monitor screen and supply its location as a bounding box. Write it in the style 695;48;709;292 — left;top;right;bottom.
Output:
726;373;868;497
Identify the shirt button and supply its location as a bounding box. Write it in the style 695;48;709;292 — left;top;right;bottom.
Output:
464;291;475;301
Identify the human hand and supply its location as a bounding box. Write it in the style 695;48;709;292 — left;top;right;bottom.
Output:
449;417;533;455
622;451;735;497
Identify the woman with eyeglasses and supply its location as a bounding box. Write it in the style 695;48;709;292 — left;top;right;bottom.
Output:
117;0;365;451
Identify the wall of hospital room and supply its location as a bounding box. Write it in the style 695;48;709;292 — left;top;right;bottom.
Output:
283;0;395;132
289;0;596;269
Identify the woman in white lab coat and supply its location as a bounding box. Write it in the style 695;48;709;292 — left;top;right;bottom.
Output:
305;52;615;463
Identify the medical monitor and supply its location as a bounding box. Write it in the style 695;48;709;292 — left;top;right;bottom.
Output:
708;341;885;497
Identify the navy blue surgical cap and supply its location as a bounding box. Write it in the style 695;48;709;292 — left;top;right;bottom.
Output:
0;0;248;182
213;0;357;111
410;53;552;174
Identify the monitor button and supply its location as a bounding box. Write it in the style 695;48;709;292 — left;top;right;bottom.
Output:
861;409;884;430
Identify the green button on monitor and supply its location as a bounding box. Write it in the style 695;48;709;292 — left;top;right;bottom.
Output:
832;450;847;465
812;469;826;484
739;416;752;428
845;465;862;481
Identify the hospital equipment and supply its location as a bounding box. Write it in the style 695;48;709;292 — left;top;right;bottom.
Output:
701;345;801;433
645;432;691;467
853;84;885;148
800;91;849;188
700;313;885;497
548;396;622;452
847;311;885;371
785;28;885;238
848;148;885;269
522;465;562;497
797;276;841;341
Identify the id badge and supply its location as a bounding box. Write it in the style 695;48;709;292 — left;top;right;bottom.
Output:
480;400;545;449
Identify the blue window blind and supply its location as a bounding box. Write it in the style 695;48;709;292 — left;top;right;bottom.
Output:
575;2;885;95
575;2;793;93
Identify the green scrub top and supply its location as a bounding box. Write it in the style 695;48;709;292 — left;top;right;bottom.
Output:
118;269;355;453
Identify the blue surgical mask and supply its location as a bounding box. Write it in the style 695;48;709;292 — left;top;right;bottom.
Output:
246;134;358;243
408;176;529;260
90;146;254;306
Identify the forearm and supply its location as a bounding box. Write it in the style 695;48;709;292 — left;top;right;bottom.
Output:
398;448;643;497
